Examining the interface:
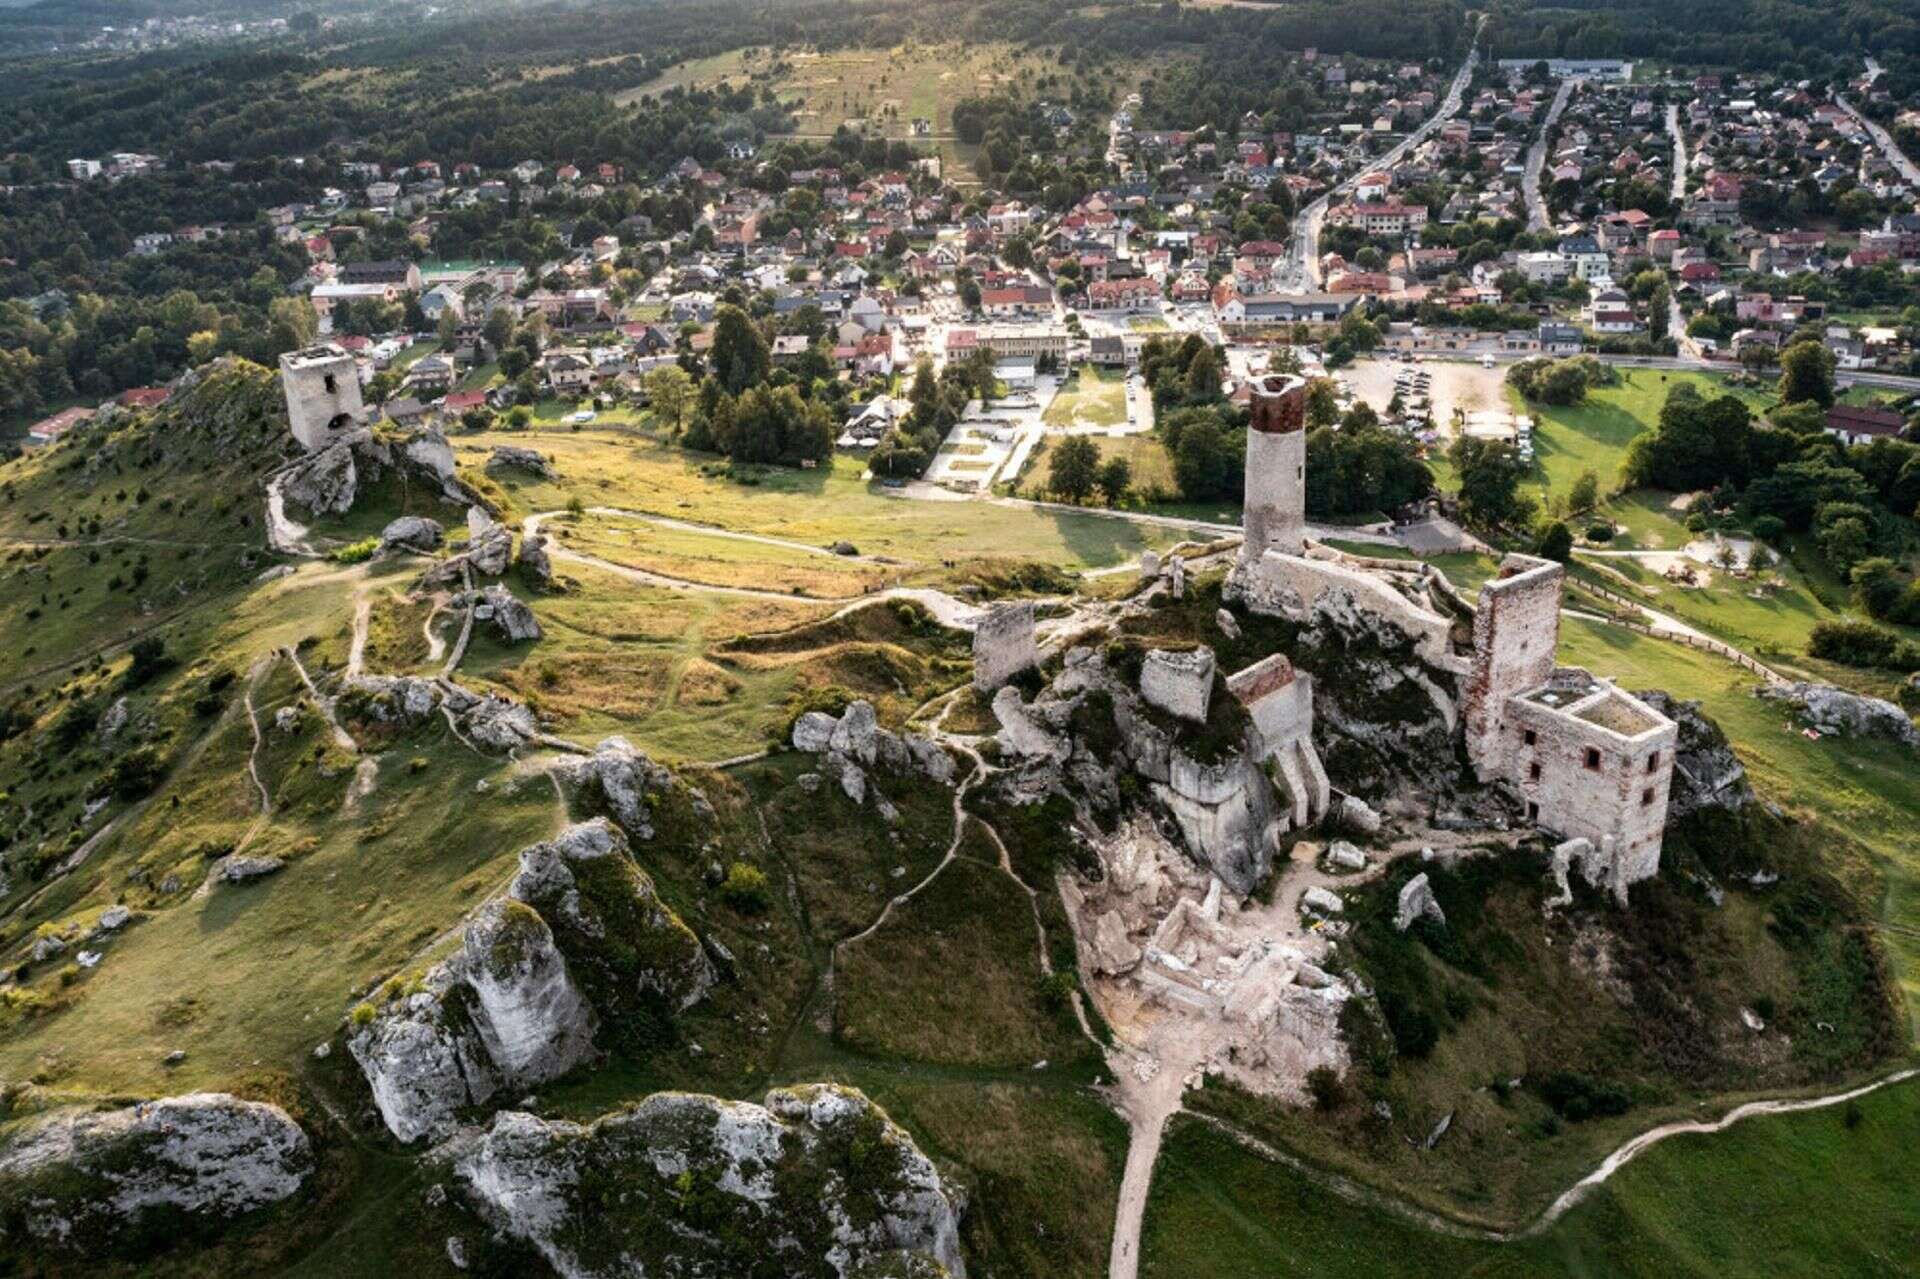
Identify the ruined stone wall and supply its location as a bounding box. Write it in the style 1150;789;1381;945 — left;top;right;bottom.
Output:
1227;654;1313;752
279;345;366;452
972;601;1038;691
1463;554;1563;777
1141;647;1216;723
1505;690;1677;893
1233;551;1461;671
1243;374;1308;559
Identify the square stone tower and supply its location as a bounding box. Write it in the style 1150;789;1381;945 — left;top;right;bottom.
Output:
279;343;366;452
1463;553;1564;777
1242;373;1309;560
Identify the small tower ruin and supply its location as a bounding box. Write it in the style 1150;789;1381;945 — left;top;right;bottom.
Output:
279;343;366;451
1241;373;1309;560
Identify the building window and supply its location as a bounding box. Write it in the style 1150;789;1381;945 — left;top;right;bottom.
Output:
1647;751;1660;772
1641;787;1655;806
1526;801;1539;822
1584;747;1601;770
1528;762;1542;782
322;373;337;395
1523;729;1537;746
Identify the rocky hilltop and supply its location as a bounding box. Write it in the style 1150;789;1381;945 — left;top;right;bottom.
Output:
447;1084;965;1279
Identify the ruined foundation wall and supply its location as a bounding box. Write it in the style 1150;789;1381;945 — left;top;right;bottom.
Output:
1235;551;1459;670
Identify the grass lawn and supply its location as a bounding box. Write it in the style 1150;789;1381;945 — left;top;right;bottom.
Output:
1570;551;1842;662
1042;367;1130;428
1142;1075;1920;1277
1014;432;1178;505
458;428;1183;573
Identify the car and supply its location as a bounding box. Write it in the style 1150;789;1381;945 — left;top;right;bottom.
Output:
570;410;596;423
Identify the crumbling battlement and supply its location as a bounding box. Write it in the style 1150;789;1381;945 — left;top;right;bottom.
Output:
972;601;1038;691
1226;652;1328;827
1141;647;1216;723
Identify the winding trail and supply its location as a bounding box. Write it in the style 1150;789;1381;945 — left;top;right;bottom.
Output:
1194;1068;1920;1249
283;646;359;755
345;593;373;681
524;506;989;627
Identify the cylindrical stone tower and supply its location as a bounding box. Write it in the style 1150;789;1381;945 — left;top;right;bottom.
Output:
1242;373;1308;559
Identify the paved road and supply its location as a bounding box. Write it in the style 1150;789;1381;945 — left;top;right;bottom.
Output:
1833;90;1920;187
1277;22;1483;291
1665;102;1688;202
1525;78;1579;231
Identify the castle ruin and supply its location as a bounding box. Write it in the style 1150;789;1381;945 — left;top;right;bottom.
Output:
279;343;367;451
1218;410;1679;898
1461;554;1677;899
972;601;1038;692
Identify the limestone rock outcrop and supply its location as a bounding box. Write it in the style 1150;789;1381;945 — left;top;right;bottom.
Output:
509;819;715;1015
470;583;542;643
381;515;444;553
0;1093;311;1248
279;432;363;515
1634;690;1754;818
462;899;599;1085
1393;873;1445;932
1757;681;1919;750
559;737;679;841
346;675;541;752
350;820;712;1143
464;508;514;576
445;1084;965;1279
280;426;470;518
517;533;554;588
486;445;556;478
789;700;956;815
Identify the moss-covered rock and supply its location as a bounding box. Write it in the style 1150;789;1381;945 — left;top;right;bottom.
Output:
446;1083;964;1279
509;819;714;1053
0;1092;311;1254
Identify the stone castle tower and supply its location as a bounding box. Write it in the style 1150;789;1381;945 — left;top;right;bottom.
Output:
1241;374;1308;559
279;344;366;451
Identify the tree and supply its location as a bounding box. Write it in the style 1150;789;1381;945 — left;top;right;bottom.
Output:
1534;520;1574;563
1449;436;1532;529
1171;416;1237;502
1567;469;1600;514
1778;339;1836;407
1049;436;1101;503
644;366;695;435
1183;343;1224;402
709;304;770;395
1096;456;1132;507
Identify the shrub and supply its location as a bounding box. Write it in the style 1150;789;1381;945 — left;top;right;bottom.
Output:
1305;1065;1348;1110
1749;514;1786;544
719;862;772;913
330;537;380;565
1585;522;1615;542
1808;618;1920;672
1537;1071;1631;1121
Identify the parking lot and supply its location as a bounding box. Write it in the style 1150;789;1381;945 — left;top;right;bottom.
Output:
1342;356;1512;437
